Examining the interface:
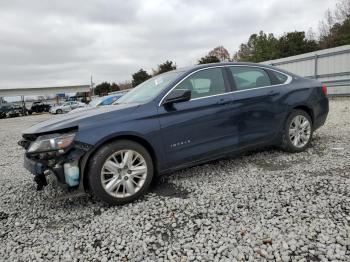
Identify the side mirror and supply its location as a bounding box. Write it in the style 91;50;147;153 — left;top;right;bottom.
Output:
162;89;191;106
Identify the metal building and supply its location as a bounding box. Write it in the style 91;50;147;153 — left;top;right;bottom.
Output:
0;84;91;107
262;45;350;95
0;84;90;97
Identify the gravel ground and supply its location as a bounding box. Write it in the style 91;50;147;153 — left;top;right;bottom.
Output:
0;99;349;262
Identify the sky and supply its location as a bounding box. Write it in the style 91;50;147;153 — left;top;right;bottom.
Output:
0;0;337;89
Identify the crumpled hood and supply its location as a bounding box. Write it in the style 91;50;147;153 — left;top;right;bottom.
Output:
23;103;139;135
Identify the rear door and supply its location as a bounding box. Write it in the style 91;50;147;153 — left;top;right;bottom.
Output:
227;66;289;148
158;67;239;168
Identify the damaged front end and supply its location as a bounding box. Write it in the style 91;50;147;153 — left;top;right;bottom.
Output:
18;129;92;191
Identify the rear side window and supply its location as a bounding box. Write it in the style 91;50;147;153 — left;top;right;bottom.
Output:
174;68;226;99
229;66;271;90
269;70;288;84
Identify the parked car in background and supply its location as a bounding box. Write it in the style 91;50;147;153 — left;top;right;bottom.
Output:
19;62;329;205
50;101;86;114
28;101;51;114
0;103;28;118
0;103;13;119
70;92;127;113
8;104;28;117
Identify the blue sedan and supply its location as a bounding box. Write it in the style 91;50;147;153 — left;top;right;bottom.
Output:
69;92;127;113
19;63;329;204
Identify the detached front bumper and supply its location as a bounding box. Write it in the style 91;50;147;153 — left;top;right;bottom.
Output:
23;156;49;190
24;156;44;175
21;141;92;190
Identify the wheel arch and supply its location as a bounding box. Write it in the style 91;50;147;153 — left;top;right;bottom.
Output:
292;105;314;124
80;133;159;190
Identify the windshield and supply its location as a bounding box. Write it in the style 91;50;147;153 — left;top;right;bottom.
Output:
117;71;184;104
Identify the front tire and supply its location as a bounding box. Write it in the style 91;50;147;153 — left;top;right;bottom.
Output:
281;109;313;153
56;109;63;114
88;140;154;205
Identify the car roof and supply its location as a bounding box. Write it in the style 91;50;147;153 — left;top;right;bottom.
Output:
175;62;296;76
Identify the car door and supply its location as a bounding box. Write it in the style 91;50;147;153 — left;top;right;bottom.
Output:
158;67;240;168
62;102;72;112
227;66;289;148
70;102;79;109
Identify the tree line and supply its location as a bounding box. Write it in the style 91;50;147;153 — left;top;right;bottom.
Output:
94;0;350;95
234;0;349;62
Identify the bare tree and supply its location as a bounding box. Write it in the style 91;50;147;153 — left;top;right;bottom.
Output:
334;0;350;21
208;46;230;62
306;27;317;41
118;81;133;90
318;0;350;49
319;9;335;40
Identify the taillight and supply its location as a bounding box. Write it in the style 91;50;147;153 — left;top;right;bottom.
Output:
322;85;327;96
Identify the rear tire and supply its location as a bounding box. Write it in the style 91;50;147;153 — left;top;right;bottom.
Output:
88;140;154;205
280;109;313;153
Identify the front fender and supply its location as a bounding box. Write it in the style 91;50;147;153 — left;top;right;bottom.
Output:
77;130;163;191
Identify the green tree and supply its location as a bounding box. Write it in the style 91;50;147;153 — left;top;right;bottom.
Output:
317;0;350;48
334;18;350;45
110;82;120;92
132;69;151;87
198;55;220;64
94;82;111;96
319;18;350;48
154;60;177;75
234;30;319;62
277;31;318;58
233;31;279;62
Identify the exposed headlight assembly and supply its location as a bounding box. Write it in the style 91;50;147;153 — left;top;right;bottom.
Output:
28;133;75;153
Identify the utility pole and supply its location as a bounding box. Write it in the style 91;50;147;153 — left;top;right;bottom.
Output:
90;75;94;97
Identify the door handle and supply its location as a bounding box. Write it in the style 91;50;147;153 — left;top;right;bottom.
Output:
268;90;280;96
217;97;233;105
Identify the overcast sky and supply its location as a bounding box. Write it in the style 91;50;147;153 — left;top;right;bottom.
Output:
0;0;337;89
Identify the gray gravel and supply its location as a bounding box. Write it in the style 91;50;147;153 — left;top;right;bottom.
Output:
0;98;350;262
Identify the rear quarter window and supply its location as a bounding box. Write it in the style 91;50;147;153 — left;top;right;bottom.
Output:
269;70;288;84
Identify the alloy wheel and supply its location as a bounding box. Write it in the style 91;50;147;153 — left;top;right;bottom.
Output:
101;150;147;198
288;115;311;148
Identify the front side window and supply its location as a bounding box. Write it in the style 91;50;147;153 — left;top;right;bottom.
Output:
229;66;271;91
174;68;226;99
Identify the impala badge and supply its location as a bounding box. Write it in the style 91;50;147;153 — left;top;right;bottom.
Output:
170;139;191;148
